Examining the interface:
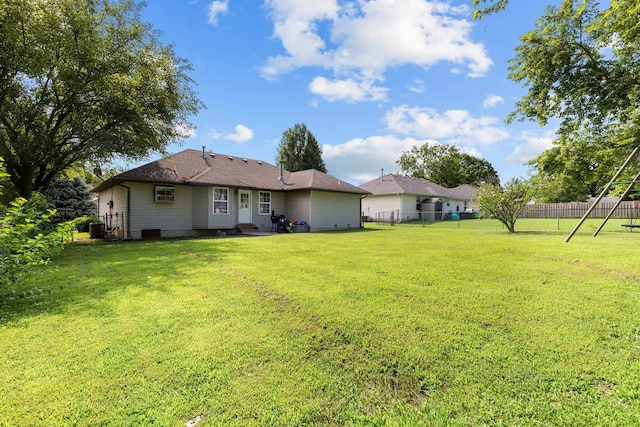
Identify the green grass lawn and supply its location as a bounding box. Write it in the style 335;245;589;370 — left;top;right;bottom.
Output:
2;219;640;426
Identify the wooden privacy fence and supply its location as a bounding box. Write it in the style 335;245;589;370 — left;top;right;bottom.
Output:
522;201;640;219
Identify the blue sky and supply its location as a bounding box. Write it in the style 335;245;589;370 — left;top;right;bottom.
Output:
138;0;560;186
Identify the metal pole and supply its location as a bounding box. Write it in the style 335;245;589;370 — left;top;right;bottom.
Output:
593;168;640;237
565;145;640;242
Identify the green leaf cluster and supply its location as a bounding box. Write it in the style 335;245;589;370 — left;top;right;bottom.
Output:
508;0;640;136
477;179;534;233
0;0;203;198
397;143;500;187
471;0;510;19
497;0;640;201
0;194;71;289
276;123;327;173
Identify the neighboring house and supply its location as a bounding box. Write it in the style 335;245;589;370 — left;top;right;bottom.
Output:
359;174;478;222
91;149;369;239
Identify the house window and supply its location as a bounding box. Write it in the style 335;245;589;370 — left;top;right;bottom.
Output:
155;185;175;202
259;191;271;215
213;187;228;214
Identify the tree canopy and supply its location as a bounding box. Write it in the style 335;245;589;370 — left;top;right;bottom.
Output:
476;0;640;201
396;143;500;187
276;123;327;173
477;179;534;233
527;130;640;202
0;0;203;198
44;178;97;224
507;0;640;141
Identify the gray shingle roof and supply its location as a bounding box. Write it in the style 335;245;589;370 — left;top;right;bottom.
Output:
359;174;477;201
91;149;369;195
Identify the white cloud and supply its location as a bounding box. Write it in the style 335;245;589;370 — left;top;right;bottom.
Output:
206;124;254;143
408;79;425;94
506;131;554;164
323;134;432;184
308;76;387;103
225;124;254;143
383;105;510;147
207;0;229;26
482;94;504;109
206;129;223;141
260;0;492;102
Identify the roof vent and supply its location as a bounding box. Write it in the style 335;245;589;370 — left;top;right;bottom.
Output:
257;160;263;165
210;153;215;158
242;158;248;163
228;156;234;160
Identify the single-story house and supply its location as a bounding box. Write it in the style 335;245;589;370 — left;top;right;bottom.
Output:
359;174;478;222
91;148;370;239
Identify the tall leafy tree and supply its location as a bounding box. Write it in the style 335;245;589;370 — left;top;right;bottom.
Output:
475;0;640;199
0;0;203;198
276;123;327;173
527;129;639;202
396;143;499;187
507;0;640;139
460;153;501;186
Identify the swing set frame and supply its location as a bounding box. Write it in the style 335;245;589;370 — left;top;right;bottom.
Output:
566;145;640;242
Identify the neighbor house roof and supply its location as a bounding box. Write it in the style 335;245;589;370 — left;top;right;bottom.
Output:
92;149;369;195
359;174;477;201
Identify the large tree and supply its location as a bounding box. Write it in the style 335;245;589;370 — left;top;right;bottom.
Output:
527;129;638;202
475;0;640;200
396;143;499;187
44;177;97;224
276;123;327;173
507;0;640;139
0;0;203;198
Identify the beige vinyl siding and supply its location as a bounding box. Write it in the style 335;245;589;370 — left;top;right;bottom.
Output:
309;190;362;231
98;185;128;218
192;186;210;229
361;194;401;220
128;182;193;239
269;192;287;217
442;199;467;215
284;191;311;225
208;187;236;229
399;194;420;222
97;185;129;237
252;191;286;231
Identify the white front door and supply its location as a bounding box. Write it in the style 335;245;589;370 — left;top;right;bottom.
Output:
238;190;251;223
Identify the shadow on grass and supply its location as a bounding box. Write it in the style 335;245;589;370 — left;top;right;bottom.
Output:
0;236;236;325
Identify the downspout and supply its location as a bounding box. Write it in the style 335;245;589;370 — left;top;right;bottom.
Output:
360;195;367;229
116;183;131;239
